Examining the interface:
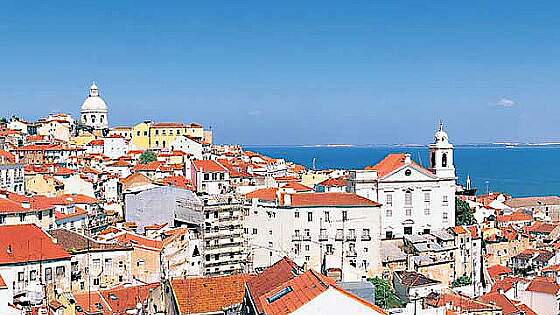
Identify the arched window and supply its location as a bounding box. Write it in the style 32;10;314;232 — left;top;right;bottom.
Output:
100;115;104;123
431;152;436;168
83;115;87;123
91;115;96;123
442;153;448;167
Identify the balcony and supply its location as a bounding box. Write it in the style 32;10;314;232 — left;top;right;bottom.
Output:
335;233;344;241
292;235;302;242
361;235;371;241
302;235;311;241
346;249;357;257
346;234;357;242
319;233;328;241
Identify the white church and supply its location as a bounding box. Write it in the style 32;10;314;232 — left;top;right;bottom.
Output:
348;123;456;238
80;82;109;130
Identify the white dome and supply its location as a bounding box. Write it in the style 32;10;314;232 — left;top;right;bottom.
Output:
81;83;108;112
81;96;108;111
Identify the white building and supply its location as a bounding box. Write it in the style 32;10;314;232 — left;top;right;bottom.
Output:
191;160;230;195
0;224;71;305
244;189;383;281
171;135;204;160
0;157;24;194
80;83;109;130
348;123;456;239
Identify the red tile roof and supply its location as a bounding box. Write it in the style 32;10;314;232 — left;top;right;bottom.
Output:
111;232;163;251
288;192;381;207
487;265;513;281
0;274;6;288
246;257;302;314
246;188;279;202
526;278;560;295
281;182;313;192
0;224;70;265
480;291;523;315
159;176;193;190
0;150;15;163
496;212;532;223
365;153;433;178
318;177;347;187
192;159;228;173
259;270;334;315
425;292;498;312
171;274;253;314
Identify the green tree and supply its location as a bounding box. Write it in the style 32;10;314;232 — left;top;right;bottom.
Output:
451;275;472;287
0;117;7;124
368;277;404;309
456;197;476;226
139;150;157;164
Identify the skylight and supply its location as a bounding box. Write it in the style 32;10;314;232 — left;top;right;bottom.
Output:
267;286;293;303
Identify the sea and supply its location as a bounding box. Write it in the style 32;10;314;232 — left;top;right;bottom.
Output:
244;144;560;198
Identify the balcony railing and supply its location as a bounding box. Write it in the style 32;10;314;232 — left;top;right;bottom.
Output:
319;233;328;241
335;233;344;241
292;235;302;242
346;250;357;257
346;234;357;242
361;235;371;241
302;235;311;241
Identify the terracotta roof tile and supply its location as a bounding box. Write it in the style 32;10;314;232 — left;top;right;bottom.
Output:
171;274;252;314
0;224;70;265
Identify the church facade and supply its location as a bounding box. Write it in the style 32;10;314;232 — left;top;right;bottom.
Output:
348;123;456;238
80;83;109;130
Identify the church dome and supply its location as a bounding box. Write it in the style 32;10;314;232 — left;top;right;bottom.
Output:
81;83;108;112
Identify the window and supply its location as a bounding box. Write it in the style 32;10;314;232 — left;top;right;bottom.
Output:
56;266;65;277
93;278;100;286
307;212;313;222
18;272;24;282
406;208;412;216
252;228;258;235
137;259;145;266
304;229;310;237
342;211;348;222
404;227;413;235
30;270;37;281
0;215;5;224
104;258;112;272
431;152;436;168
386;209;392;217
294;211;299;218
424;208;430;215
45;268;52;281
443;195;449;205
424;192;430;202
423;229;430;234
305;245;310;251
405;191;412;206
442;153;448;167
405;169;412;176
362;228;370;237
324;211;330;222
38;211;43;220
326;244;334;255
19;213;26;222
443;212;449;221
204;174;209;180
93;259;101;270
386;194;393;206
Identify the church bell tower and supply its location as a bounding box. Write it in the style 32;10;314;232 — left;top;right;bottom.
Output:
428;121;455;179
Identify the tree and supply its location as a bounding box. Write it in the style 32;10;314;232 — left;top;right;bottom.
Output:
456;197;476;226
368;277;404;309
139;150;157;164
451;275;472;287
0;117;7;124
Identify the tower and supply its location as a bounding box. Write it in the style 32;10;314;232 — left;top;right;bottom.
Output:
428;121;455;179
80;82;109;130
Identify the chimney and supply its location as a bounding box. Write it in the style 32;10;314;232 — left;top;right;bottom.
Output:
404;154;412;165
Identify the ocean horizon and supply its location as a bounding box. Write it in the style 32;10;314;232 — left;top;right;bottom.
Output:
244;144;560;198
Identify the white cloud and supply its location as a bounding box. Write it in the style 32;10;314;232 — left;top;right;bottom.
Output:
496;97;515;108
248;110;262;116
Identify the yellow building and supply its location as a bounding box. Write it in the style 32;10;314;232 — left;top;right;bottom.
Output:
132;121;152;149
150;122;188;149
72;131;96;146
109;126;133;140
131;121;212;150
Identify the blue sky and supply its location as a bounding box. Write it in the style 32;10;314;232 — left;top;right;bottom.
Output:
1;1;560;145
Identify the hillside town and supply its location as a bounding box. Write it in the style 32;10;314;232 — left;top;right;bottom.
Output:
0;83;558;315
